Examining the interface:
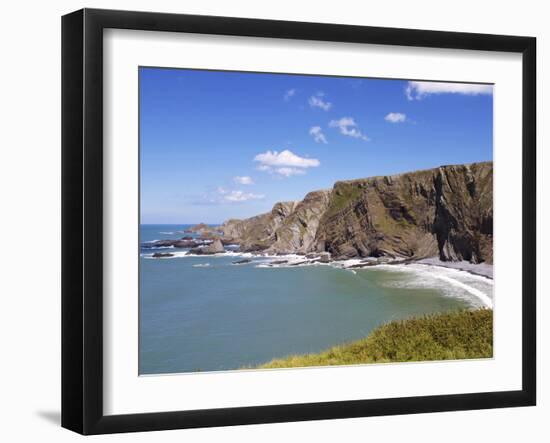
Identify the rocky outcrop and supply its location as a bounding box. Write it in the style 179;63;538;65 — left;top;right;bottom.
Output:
152;252;174;258
266;190;332;254
143;238;206;249
219;201;298;251
432;165;493;263
184;223;222;237
220;162;493;264
219;193;331;255
190;238;225;255
232;259;252;265
317;162;493;263
314;168;438;259
184;223;210;233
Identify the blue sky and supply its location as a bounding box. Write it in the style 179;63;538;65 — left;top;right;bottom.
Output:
140;67;493;224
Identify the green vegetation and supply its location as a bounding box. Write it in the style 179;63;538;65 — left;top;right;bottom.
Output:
256;309;493;369
324;182;364;218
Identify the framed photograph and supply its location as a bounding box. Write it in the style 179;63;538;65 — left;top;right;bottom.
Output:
61;8;536;435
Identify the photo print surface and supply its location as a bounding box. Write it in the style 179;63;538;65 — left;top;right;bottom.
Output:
139;67;494;375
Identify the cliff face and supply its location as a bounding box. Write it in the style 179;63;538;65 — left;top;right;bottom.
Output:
220;162;493;264
267;190;332;254
221;201;298;251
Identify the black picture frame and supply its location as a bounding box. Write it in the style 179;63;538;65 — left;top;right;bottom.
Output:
62;8;536;435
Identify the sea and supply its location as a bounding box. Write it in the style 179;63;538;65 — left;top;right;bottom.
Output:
139;224;493;375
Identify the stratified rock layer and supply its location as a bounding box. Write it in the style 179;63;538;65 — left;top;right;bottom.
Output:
220;162;493;264
221;201;298;251
267;190;331;254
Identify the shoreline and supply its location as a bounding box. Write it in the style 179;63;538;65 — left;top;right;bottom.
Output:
413;258;493;279
141;249;493;308
141;247;493;279
140;226;493;279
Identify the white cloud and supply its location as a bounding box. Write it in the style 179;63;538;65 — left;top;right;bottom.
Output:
385;112;407;123
233;176;254;185
405;81;493;100
329;117;369;141
216;187;263;202
308;92;332;111
254;149;320;168
284;88;296;101
275;167;307;177
222;190;265;202
203;187;265;204
254;149;320;177
309;126;328;144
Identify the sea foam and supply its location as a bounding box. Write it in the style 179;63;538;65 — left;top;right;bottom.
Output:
367;263;493;309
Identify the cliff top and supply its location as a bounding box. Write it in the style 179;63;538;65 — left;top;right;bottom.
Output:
336;161;493;186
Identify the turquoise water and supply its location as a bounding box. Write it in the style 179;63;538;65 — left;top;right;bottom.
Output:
139;224;491;375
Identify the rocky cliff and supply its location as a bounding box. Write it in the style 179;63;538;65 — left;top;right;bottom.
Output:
221;201;299;251
266;190;332;254
220;162;493;264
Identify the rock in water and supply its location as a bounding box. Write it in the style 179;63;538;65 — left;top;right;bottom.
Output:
152;252;174;258
318;252;331;263
270;260;288;265
143;239;206;249
232;259;252;265
190;238;225;255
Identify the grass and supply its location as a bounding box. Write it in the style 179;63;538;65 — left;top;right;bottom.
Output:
324;182;364;218
256;309;493;369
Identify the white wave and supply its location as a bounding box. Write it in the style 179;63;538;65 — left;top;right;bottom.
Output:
192;263;210;268
412;264;493;285
182;251;255;258
255;257;330;268
165;250;308;261
140;245;175;251
139;245;493;308
159;231;174;235
331;257;387;269
332;258;366;268
366;263;493;308
142;250;260;259
141;251;190;259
